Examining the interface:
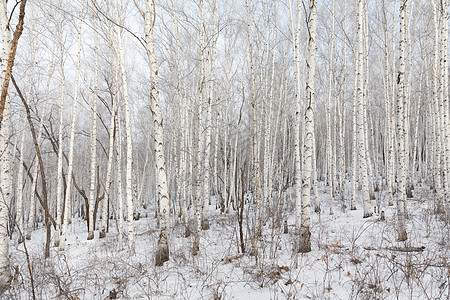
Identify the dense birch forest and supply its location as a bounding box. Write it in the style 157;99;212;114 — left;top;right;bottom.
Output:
0;0;448;298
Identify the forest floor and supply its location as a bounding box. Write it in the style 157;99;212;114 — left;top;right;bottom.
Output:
6;182;450;299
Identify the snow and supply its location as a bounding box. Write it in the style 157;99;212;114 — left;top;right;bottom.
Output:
7;183;449;299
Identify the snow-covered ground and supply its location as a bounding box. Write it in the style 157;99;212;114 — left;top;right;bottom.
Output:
6;183;449;299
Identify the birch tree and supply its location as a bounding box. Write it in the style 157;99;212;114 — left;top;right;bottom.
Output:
54;0;66;248
395;0;408;241
326;0;336;199
193;0;207;256
439;0;449;211
356;0;372;218
113;0;135;255
298;0;317;253
100;58;117;239
431;0;444;213
145;0;170;266
246;0;261;258
15;116;25;243
0;0;27;290
60;2;84;251
115;104;125;251
293;0;303;235
87;20;99;241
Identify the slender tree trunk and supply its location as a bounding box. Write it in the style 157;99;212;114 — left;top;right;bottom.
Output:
431;0;443;212
356;0;372;218
54;0;66;247
100;61;117;238
201;0;217;230
0;0;27;289
439;0;449;211
395;0;408;241
87;22;99;241
114;0;135;255
246;0;261;259
299;0;317;253
381;0;394;207
351;52;358;211
294;0;303;233
16;117;25;243
59;3;84;251
145;0;170;266
116;109;124;251
193;0;207;256
326;0;335;200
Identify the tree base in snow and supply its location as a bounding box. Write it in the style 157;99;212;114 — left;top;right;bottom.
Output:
397;230;407;242
184;226;191;238
363;211;373;218
155;240;169;266
87;231;94;240
99;229;106;239
298;227;311;253
192;238;200;256
201;219;210;230
406;186;413;198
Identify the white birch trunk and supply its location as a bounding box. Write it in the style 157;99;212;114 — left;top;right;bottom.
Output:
431;0;443;211
0;0;11;288
351;52;358;211
326;0;335;203
312;131;319;212
100;103;115;238
87;22;99;240
222;106;228;213
201;0;217;230
389;0;398;207
300;106;313;253
100;47;118;239
299;0;317;253
145;0;170;265
59;3;84;251
326;0;335;199
440;0;450;211
381;0;394;207
294;0;303;232
174;13;189;234
363;3;375;200
16;117;25;243
116;110;124;251
193;0;206;256
395;0;408;241
180;92;190;236
214;110;220;210
338;8;347;209
113;0;135;255
28;71;52;252
246;0;261;258
54;2;66;247
356;0;372;218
